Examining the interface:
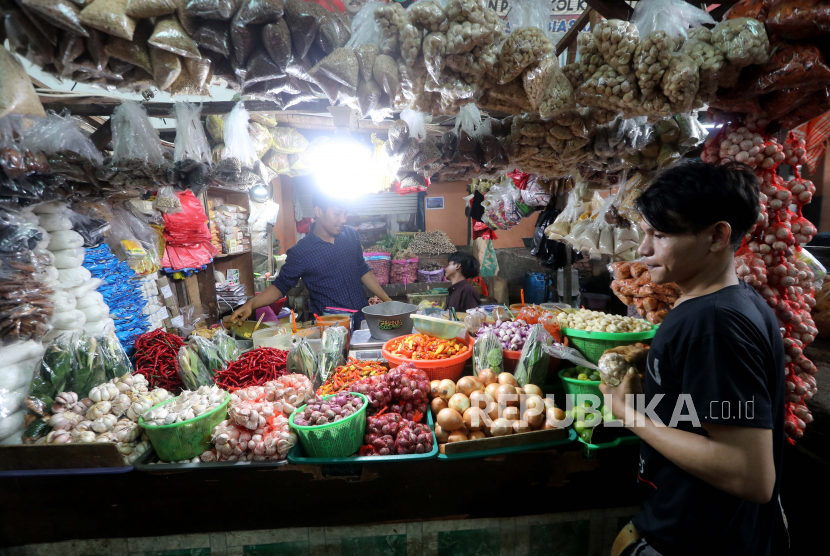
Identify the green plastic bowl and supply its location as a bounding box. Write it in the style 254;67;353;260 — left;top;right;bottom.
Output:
559;369;603;408
289;393;368;458
562;326;658;365
139;392;230;462
411;314;466;339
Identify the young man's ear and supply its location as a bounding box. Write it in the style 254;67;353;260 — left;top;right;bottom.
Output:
710;221;733;252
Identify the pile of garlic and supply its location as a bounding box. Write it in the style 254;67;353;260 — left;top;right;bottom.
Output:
41;374;170;464
141;385;227;427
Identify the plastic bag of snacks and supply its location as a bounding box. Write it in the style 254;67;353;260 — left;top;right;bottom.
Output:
711;17;770;68
496;0;553;84
745;42;830;95
766;0;830;40
23;110;104;166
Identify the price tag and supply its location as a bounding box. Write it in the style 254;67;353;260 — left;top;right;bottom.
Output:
160;285;174;298
171;315;184;327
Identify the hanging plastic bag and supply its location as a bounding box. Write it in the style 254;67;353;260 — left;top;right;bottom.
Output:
110;100;166;166
23;110;104;166
173;102;211;164
631;0;714;38
177;344;213;390
222;102;258;167
497;0;554;84
97;330;132;380
154;186;183;214
188;334;226;373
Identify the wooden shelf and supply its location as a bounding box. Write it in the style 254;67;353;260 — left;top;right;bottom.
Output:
214;250;252;259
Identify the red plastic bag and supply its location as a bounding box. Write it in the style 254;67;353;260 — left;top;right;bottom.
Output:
767;0;830;40
710;89;766;115
473;220;497;240
779;88;830;129
747;43;830;95
726;0;773;21
760;86;818;120
507;170;530;190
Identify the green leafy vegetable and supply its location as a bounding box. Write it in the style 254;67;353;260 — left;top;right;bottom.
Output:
473;329;503;375
515;324;552;387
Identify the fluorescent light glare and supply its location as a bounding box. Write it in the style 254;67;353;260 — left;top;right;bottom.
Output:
309;138;378;198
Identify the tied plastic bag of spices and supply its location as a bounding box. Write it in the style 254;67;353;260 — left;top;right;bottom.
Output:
496;0;554;84
22;109;104;166
262;19;291;69
232;0;286;65
149;15;202;59
110;100;166;165
355;44;379;82
106;20;154;73
173;102;211;163
126;0;176;18
316;11;351;54
311;48;358;90
20;0;89;37
80;0;137;41
284;0;325;59
767;0;830;40
373;54;400;100
185;0;242;21
745;42;830;95
154;186;183;214
194;22;231;57
0;49;47;119
245;49;285;85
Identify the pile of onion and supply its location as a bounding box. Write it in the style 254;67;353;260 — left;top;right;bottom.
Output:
430;370;565;454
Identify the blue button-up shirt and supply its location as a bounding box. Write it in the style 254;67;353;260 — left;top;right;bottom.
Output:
272;225;372;323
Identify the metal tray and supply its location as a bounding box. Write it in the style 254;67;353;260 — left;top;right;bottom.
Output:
133;446;288;472
287;411;439;465
437;429;578;460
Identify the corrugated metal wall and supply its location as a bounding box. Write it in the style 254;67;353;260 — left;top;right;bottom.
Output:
293;186;420;218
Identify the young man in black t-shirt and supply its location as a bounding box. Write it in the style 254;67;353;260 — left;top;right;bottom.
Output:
601;161;787;556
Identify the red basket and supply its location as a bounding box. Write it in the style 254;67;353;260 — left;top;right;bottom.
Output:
502;337;569;382
382;335;474;382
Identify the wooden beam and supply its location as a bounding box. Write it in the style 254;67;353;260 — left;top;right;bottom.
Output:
556;8;593;56
583;0;633;21
89;119;112;152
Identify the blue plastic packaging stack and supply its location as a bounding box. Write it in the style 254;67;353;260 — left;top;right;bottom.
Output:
83;244;151;354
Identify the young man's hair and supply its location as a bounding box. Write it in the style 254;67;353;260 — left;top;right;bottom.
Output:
448;251;480;279
312;189;348;213
635;160;760;250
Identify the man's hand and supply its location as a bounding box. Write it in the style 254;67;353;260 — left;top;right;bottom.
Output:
228;303;253;326
599;369;643;423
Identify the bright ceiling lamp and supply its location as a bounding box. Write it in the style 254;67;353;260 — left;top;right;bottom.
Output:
306;136;383;198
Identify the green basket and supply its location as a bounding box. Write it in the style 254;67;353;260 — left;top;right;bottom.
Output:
138;392;230;462
562;326;658;365
559;369;603;408
289;393;368;458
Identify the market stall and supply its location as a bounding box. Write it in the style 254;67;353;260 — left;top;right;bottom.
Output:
2;0;830;550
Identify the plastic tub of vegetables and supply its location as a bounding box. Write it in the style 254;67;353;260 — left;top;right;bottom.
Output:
289;392;368;458
139;387;230;462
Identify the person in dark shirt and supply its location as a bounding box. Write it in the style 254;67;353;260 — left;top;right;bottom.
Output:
445;251;481;312
600;161;786;556
229;191;390;327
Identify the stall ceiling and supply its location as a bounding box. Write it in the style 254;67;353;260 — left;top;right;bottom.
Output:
293;183;419;218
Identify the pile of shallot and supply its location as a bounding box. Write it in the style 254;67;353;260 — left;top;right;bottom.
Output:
197;375;310;462
713;124;822;442
360;411;434;456
38;374;168;464
293;393;364;426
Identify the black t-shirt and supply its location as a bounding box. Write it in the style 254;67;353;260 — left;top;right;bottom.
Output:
632;281;785;556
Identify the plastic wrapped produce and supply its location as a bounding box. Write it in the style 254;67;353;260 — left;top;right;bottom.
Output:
409;0;448;33
711;17;770;68
661;53;699;113
496;2;553;84
593;19;639;77
375;2;406;56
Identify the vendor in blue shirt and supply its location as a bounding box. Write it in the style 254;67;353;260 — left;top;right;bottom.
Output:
229;192;390;327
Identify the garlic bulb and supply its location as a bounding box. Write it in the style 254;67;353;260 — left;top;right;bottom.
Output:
89;383;119;403
74;431;97;443
125;440;150;464
113;420;140;443
67;401;89;415
74;420;93;433
52;391;79;413
149;388;170;405
126;396;155;422
91;414;118;433
85;401;112;421
48;411;83;430
111;394;131;417
142;386;226;427
46;430;72;444
95;432;116;442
